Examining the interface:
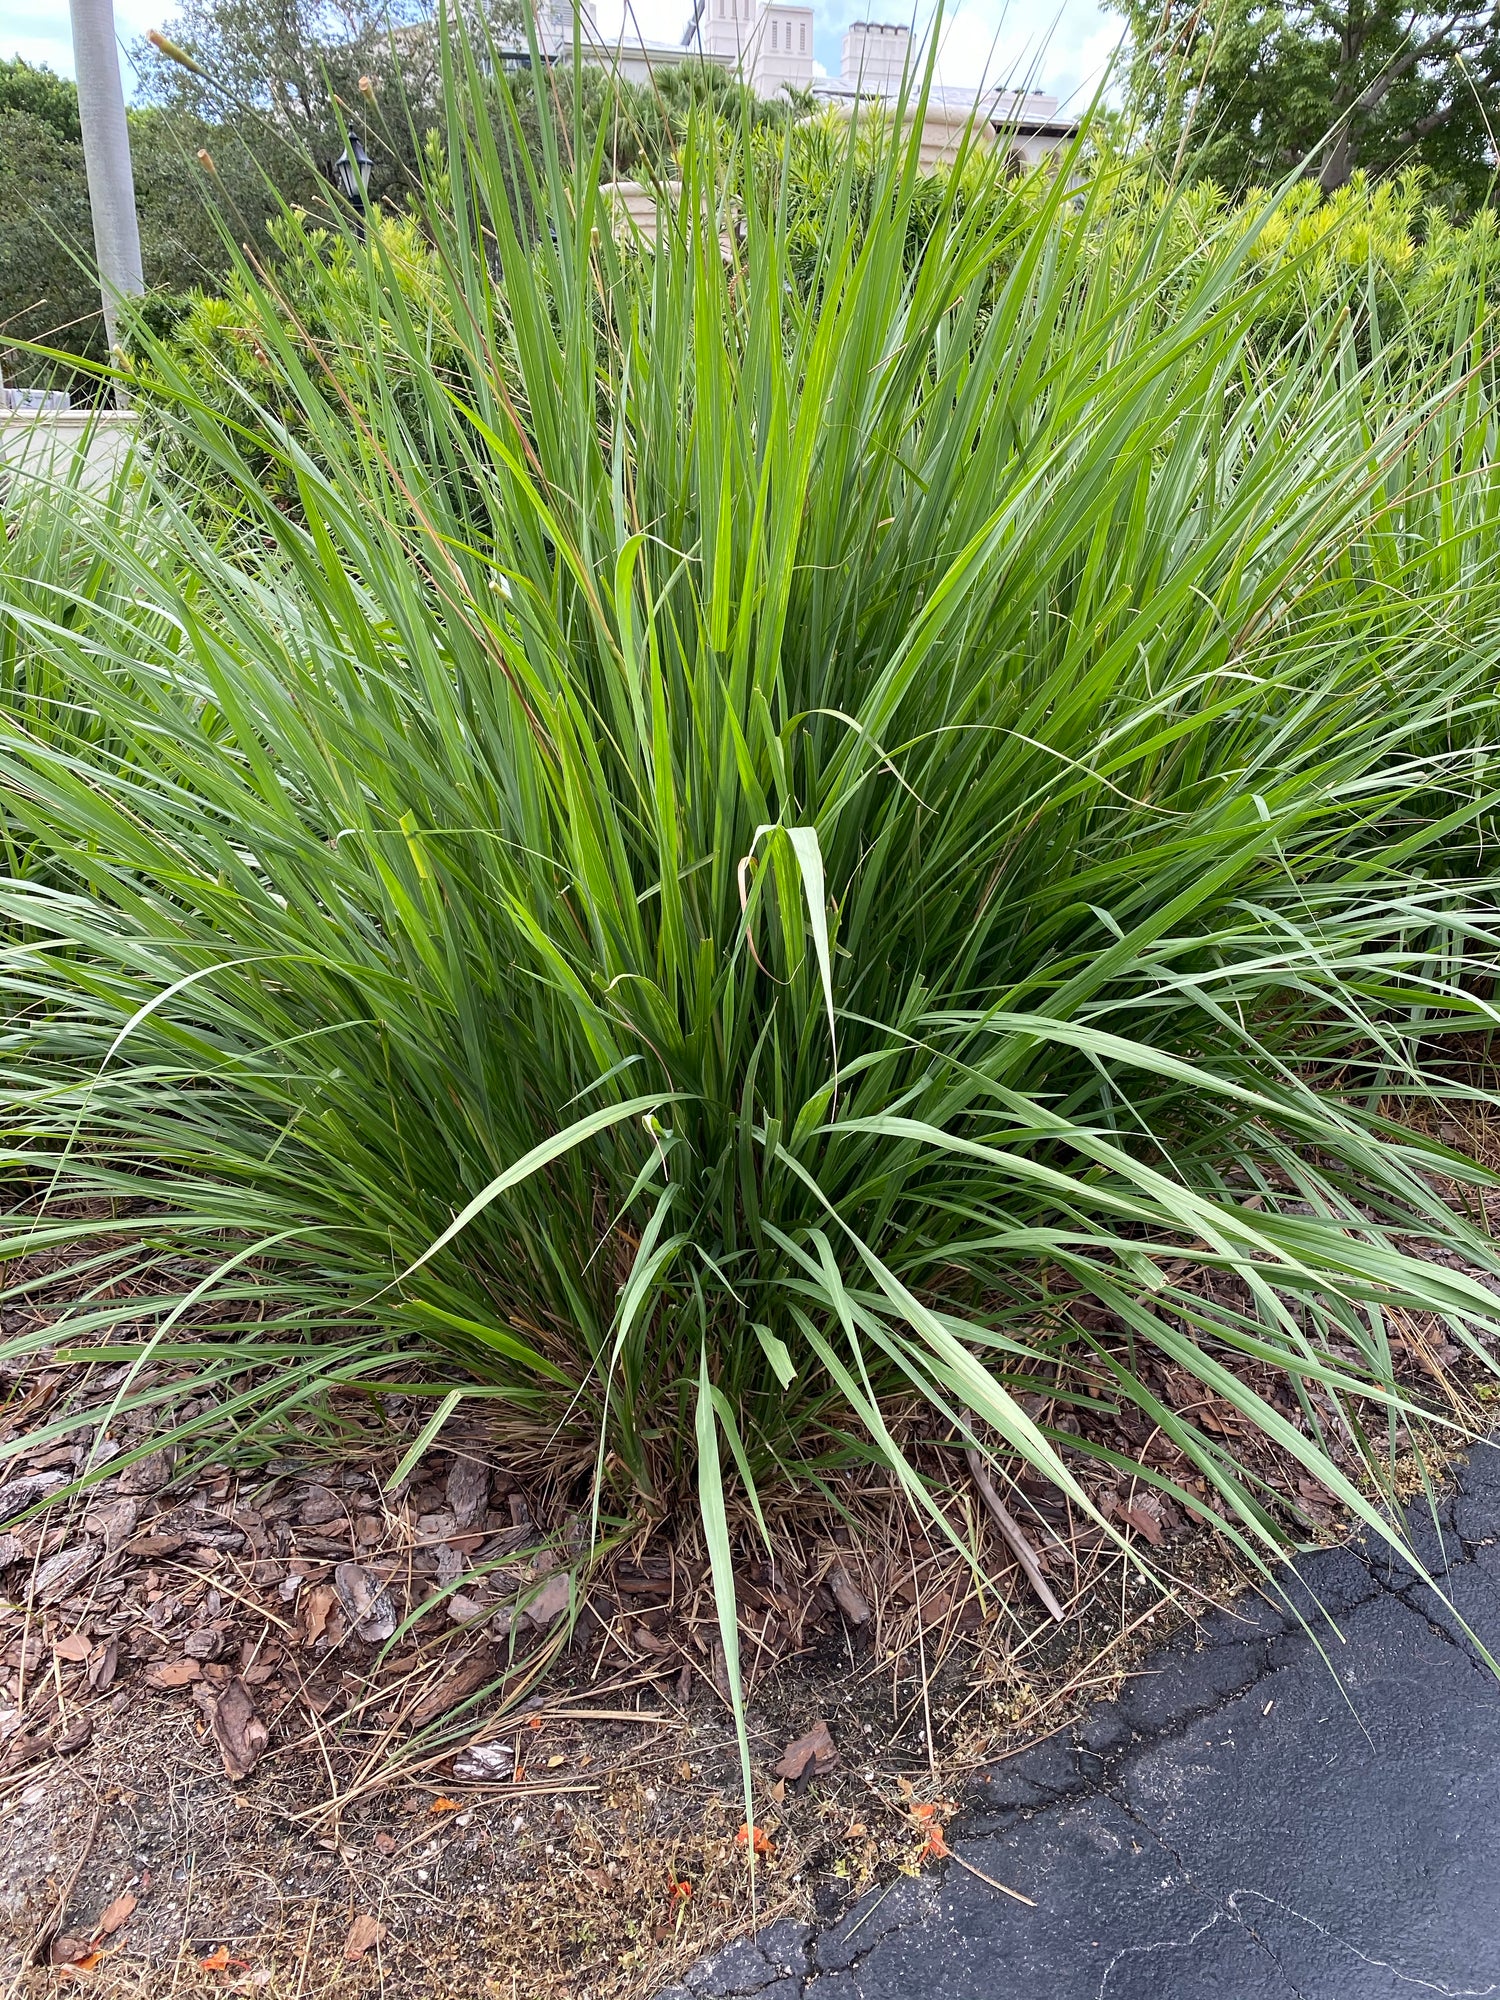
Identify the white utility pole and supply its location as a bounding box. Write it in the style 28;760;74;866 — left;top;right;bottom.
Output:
68;0;144;402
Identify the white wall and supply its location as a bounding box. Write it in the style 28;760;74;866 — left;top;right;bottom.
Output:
750;3;814;90
698;0;756;61
536;0;600;55
841;20;910;89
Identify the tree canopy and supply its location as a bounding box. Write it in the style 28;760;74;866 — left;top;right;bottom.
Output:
1116;0;1499;207
131;0;520;203
0;13;795;391
0;61;304;389
0;57;83;141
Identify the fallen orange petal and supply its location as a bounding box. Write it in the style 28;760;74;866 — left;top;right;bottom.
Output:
197;1947;251;1974
735;1823;774;1856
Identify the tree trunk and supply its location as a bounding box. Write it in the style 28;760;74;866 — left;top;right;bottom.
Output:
1318;121;1355;189
1316;0;1367;192
68;0;144;405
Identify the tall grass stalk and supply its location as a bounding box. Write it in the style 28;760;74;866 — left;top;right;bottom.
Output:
5;41;1500;1796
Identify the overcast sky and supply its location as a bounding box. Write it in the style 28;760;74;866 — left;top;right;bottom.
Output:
1;0;1121;113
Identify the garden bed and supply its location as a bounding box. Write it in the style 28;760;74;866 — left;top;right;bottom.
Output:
1;1175;1492;1997
8;70;1500;1999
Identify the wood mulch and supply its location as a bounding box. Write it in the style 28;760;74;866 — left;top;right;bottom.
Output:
0;1310;1254;1998
3;1100;1497;1995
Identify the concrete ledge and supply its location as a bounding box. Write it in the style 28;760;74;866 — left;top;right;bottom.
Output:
0;409;140;496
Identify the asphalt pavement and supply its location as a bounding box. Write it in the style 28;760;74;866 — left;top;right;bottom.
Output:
658;1442;1500;2000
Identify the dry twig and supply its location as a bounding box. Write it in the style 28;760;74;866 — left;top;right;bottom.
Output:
965;1448;1066;1623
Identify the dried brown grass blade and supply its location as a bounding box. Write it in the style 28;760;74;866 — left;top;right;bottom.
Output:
948;1850;1037;1906
965;1448;1066;1623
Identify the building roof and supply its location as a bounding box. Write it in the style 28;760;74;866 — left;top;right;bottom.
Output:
809;79;1075;134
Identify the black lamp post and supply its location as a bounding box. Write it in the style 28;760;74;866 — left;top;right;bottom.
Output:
331;135;372;239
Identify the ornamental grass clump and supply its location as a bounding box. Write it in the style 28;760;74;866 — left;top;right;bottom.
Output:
4;45;1500;1777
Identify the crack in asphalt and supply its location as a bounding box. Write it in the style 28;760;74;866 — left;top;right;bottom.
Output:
1234;1906;1316;2000
1084;1788;1286;1998
1077;1783;1485;2000
1090;1905;1305;2000
1365;1567;1484;1664
1218;1892;1500;1999
668;1451;1500;2000
1112;1751;1497;2000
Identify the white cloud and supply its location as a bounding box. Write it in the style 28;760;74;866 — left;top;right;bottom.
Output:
929;1;1122;110
595;0;694;47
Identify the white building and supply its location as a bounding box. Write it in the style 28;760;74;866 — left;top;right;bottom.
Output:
686;0;814;91
837;19;907;91
532;1;1078;168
